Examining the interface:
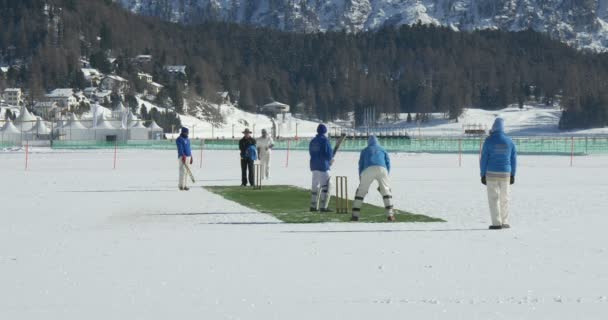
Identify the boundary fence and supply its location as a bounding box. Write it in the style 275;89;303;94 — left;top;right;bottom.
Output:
43;136;608;155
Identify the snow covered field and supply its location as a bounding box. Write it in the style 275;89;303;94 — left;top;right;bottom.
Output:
1;149;607;319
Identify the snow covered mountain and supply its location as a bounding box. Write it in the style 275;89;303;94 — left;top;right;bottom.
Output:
115;0;608;51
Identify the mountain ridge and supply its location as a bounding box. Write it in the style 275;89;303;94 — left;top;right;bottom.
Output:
115;0;608;51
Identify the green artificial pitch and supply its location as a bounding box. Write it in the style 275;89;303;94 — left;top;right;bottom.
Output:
205;185;444;223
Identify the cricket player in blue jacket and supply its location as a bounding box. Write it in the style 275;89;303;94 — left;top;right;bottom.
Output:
309;124;334;212
176;127;193;191
480;118;517;229
351;136;395;222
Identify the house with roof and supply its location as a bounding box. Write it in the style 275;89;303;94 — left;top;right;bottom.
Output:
3;88;23;106
81;68;104;86
100;75;130;95
164;65;187;84
46;89;78;110
33;101;60;119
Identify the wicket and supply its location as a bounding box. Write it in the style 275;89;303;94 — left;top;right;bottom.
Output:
335;176;349;213
254;162;262;190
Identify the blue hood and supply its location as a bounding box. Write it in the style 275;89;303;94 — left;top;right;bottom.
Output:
358;136;390;175
368;135;379;146
317;124;327;135
491;118;504;133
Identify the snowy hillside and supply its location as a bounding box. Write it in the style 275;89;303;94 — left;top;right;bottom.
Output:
134;99;608;138
133;97;326;139
368;104;608;137
116;0;608;51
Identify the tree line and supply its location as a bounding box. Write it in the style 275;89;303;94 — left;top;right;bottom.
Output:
1;0;608;129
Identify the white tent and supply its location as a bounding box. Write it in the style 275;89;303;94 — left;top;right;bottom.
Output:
127;111;137;127
14;107;37;131
29;118;51;135
148;120;164;140
64;113;87;129
0;119;22;144
94;115;115;129
93;114;128;142
129;120;150;140
60;114;91;140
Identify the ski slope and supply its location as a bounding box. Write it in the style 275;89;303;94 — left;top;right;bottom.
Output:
1;148;607;319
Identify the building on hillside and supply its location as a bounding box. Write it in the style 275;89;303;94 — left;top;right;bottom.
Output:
0;66;8;79
33;101;60;119
3;88;22;106
81;68;104;86
100;75;130;95
148;82;164;96
261;101;290;114
135;55;152;64
46;89;78;110
217;92;230;104
164;65;187;83
137;72;153;83
83;87;112;104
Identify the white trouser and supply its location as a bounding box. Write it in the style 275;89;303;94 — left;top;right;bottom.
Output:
311;170;331;209
486;176;511;226
259;151;271;179
352;166;393;217
178;157;191;188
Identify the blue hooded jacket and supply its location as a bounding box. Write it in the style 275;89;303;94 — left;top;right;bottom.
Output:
358;136;391;175
245;144;258;160
176;133;192;158
480;118;517;177
309;124;333;171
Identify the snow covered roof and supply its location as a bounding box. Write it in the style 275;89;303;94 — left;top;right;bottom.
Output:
0;120;21;134
150;82;163;88
29;118;51;134
4;88;21;93
105;75;128;82
46;88;75;98
81;68;102;79
148;120;163;131
263;101;289;108
0;67;8;73
34;101;58;109
164;65;186;74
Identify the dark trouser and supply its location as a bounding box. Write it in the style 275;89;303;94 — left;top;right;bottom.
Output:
241;158;255;186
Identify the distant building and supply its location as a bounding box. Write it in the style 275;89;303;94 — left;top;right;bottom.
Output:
33;101;60;119
135;55;152;63
137;72;153;83
84;87;112;104
100;75;130;95
148;82;164;95
261;101;290;114
164;65;187;84
164;65;187;75
46;89;78;110
3;88;22;106
81;68;104;86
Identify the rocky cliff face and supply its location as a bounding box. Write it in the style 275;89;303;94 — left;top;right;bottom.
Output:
115;0;608;51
